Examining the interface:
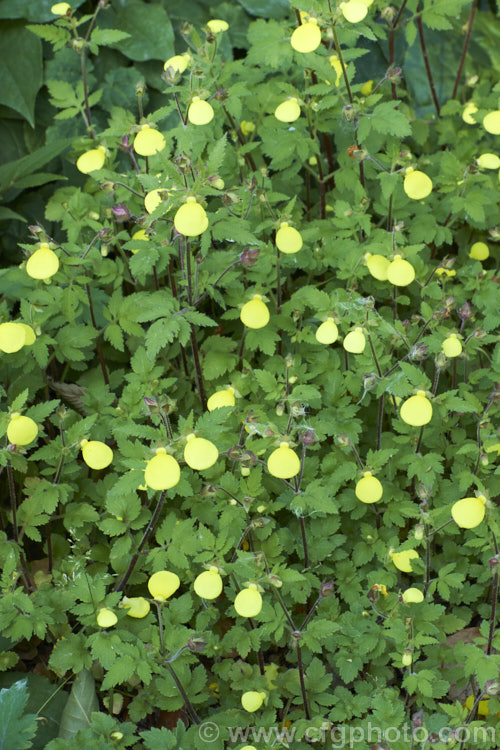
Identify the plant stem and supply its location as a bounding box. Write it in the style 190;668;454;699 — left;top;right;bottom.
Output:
298;594;323;632
7;463;33;591
487;543;499;657
155;602;201;724
451;0;478;100
113;491;166;591
416;3;440;117
80;51;94;137
189;327;207;411
423;522;431;595
299;516;309;569
85;284;110;385
296;640;311;720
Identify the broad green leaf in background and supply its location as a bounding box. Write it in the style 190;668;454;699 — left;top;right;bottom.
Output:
98;0;174;61
0;673;68;750
0;22;42;127
0;0;85;22
57;669;99;741
236;0;290;18
0;139;72;195
0;679;38;750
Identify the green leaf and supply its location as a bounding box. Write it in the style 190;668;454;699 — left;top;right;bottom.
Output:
98;0;174;61
26;23;70;51
206;134;227;175
0;22;42;126
0;206;25;222
90;28;132;48
0;139;72;194
57;669;99;740
236;0;290;18
0;679;38;750
0;673;67;750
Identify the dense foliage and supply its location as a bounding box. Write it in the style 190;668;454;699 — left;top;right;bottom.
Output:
0;0;499;748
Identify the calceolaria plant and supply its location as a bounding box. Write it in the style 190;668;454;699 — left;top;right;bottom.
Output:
0;0;499;748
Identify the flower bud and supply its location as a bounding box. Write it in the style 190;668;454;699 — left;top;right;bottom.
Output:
387;66;402;82
301;429;316;446
336;433;351;447
135;79;146;97
268;575;282;588
187;637;206;652
111;203;130;221
320;580;334;597
435;352;448;368
413;524;425;541
489;556;499;570
342;105;357;122
485;679;500;696
240;247;260;267
458;301;472;321
72;37;86;53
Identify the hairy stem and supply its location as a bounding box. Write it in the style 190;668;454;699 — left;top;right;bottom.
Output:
451;0;478;100
113;491;166;591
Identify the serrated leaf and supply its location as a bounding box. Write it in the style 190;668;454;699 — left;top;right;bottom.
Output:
0;679;38;750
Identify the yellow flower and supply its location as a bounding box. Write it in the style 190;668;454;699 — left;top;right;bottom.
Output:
240;295;270;329
147;570;180;601
133;125;166;157
7;413;38;446
355;472;383;503
80;439;113;470
402;588;424;603
391;549;420;572
469;241;489;260
387;256;415;286
144;189;165;215
315;317;338;345
164;54;190;74
188;97;214;126
275;223;303;254
207;19;229;33
234;584;262;617
372;584;388;596
403;169;433;200
274;98;301;123
267;442;300;479
26;244;60;280
462;102;478;124
360;79;373;95
241;691;266;712
51;3;71;15
174;198;208;236
477;153;500;170
193;567;223;599
207;387;235;411
365;253;390;281
0;322;26;353
76;146;106;174
184;434;219;471
328;55;342;86
400;391;432;426
343;327;366;354
96;608;117;628
483;110;500;134
144;448;181;491
441;334;462;358
240;121;256;136
290;21;321;54
451;495;486;529
121;596;150;618
341;1;368;23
